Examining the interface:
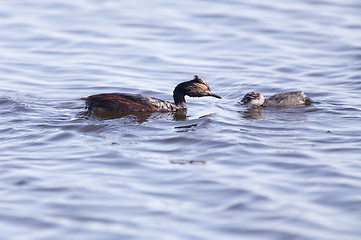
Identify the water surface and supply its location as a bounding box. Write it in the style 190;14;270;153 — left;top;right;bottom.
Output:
1;0;361;239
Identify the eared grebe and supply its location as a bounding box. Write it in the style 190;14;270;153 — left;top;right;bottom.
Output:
240;91;313;108
83;75;221;115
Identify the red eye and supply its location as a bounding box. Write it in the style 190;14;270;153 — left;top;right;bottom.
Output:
204;88;208;91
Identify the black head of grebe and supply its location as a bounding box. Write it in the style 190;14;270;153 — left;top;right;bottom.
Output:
173;75;221;107
83;75;221;115
240;91;313;108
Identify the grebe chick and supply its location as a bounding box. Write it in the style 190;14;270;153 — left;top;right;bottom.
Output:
240;91;313;108
83;75;221;115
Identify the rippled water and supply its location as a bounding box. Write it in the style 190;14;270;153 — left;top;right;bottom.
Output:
1;0;361;239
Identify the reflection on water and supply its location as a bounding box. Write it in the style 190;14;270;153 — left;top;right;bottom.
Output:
169;159;207;165
81;109;188;122
241;107;266;120
240;106;313;121
80;107;213;123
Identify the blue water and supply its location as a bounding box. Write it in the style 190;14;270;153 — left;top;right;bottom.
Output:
1;0;361;239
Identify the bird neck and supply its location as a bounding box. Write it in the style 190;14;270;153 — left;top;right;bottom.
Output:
173;84;187;108
173;91;186;108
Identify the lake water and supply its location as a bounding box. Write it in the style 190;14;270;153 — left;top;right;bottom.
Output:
1;0;361;239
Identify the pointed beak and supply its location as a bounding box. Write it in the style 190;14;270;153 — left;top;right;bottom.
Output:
211;92;222;99
206;90;222;99
239;95;249;104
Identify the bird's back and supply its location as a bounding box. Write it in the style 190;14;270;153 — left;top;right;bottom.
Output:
84;93;178;115
264;91;311;107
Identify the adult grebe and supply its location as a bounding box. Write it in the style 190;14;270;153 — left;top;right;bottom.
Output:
83;75;221;115
240;91;313;108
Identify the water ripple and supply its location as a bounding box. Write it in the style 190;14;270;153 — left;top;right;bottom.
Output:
1;0;361;240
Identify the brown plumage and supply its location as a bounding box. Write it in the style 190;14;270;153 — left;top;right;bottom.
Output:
83;75;221;116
